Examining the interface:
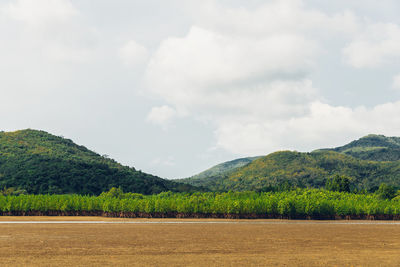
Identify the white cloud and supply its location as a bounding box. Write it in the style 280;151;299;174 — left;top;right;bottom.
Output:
393;74;400;90
145;0;400;156
118;40;149;67
216;101;400;154
343;23;400;68
146;105;177;127
146;25;317;114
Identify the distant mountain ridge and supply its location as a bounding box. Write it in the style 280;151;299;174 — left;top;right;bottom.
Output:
3;131;400;194
317;134;400;161
0;129;196;195
177;156;262;187
178;134;400;191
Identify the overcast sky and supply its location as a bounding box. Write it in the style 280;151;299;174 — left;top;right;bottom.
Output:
1;0;400;179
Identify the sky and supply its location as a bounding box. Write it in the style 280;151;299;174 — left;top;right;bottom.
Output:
1;0;400;179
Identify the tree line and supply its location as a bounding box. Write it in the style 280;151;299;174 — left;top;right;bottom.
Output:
1;187;400;219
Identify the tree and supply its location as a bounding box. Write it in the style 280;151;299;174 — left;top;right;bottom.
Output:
376;183;396;199
325;175;351;192
99;187;124;199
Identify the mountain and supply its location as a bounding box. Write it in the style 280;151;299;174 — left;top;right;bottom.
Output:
0;129;196;195
317;134;400;161
177;156;261;188
178;134;400;192
229;150;400;190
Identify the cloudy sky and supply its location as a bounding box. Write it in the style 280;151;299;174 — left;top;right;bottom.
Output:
1;0;400;179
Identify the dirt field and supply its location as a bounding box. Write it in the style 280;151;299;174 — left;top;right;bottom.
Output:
1;217;400;266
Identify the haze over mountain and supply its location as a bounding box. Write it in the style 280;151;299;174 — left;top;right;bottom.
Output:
179;135;400;192
0;129;196;195
177;156;262;188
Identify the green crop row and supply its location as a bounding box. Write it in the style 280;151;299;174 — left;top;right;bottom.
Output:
1;189;400;217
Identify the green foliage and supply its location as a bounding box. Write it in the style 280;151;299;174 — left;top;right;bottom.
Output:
179;134;400;192
320;134;400;161
180;150;400;192
325;175;351;192
376;183;397;200
0;129;198;195
0;187;27;196
99;187;144;199
99;187;125;199
1;189;400;218
258;181;297;192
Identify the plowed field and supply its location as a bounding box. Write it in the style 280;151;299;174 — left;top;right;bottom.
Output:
0;217;400;266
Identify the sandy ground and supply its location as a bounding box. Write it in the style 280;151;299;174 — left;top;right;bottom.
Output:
0;217;400;266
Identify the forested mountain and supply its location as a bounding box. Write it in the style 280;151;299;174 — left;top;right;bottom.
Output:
177;156;261;187
178;134;400;191
0;129;196;195
317;134;400;161
3;131;400;194
229;151;400;190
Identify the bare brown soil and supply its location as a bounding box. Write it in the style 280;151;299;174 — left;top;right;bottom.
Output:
1;217;400;266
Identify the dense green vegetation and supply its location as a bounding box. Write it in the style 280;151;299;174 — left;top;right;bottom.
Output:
2;130;399;219
2;130;400;197
179;134;400;192
180;150;400;192
318;134;400;161
0;129;196;195
325;175;351;192
1;188;400;219
178;156;261;187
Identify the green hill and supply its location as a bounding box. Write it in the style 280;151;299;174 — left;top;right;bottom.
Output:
179;150;400;192
178;134;400;191
0;129;196;195
317;134;400;161
176;156;261;188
